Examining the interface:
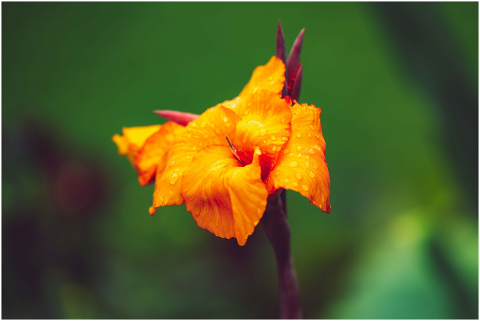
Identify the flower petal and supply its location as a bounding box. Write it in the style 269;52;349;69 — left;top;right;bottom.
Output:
112;125;161;164
181;145;267;245
135;121;185;186
227;147;268;246
150;106;240;213
238;56;285;100
266;103;331;213
181;145;238;240
233;90;292;169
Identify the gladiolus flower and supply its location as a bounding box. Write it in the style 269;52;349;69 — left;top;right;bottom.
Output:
149;58;330;246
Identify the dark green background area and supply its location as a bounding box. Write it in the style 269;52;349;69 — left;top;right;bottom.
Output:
2;2;478;319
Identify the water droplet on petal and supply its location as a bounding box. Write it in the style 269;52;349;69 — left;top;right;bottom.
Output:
296;133;302;137
283;148;290;155
308;149;315;154
271;135;276;141
272;146;277;151
223;117;228;122
302;185;309;191
295;173;302;180
282;136;288;141
170;174;179;185
296;146;302;151
289;161;298;167
309;171;315;178
305;161;310;168
313;163;318;169
292;181;299;187
260;129;267;136
200;122;206;128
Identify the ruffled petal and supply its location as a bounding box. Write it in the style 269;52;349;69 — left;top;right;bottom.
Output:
112;125;161;164
233;90;292;169
227;147;268;246
150;106;240;213
239;56;285;99
181;145;267;245
181;145;238;240
266;103;331;213
135;121;185;186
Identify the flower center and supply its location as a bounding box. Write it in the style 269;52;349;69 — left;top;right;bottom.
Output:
226;136;252;166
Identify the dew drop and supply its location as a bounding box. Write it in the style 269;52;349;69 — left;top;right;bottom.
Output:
200;121;207;128
187;133;192;138
302;185;309;191
272;146;277;151
313;163;318;169
297;153;302;158
260;129;267;136
314;144;321;150
283;148;290;155
170;174;179;185
296;145;302;151
308;149;315;154
292;181;299;187
244;110;249;115
282;136;288;141
223;117;228;122
309;171;315;178
289;152;295;157
289;161;298;167
170;160;175;165
296;133;302;137
168;190;173;195
295;173;302;180
271;135;276;141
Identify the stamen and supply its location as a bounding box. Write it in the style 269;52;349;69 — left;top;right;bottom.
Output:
226;136;246;165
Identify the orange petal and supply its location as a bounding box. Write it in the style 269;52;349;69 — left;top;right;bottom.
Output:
239;56;285;99
233;90;292;169
135;121;185;186
181;145;267;245
266;103;331;213
227;147;268;246
150;106;240;212
181;145;238;240
112;125;161;165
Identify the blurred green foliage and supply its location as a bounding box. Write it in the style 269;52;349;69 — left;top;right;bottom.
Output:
2;2;477;319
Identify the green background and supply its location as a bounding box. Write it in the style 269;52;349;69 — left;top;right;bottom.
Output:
3;2;478;319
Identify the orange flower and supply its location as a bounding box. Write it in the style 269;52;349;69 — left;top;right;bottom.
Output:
150;61;330;245
113;56;285;187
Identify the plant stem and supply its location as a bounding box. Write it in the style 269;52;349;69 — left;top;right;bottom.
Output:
262;194;302;319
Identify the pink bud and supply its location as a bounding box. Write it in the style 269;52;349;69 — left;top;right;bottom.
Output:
154;110;199;126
